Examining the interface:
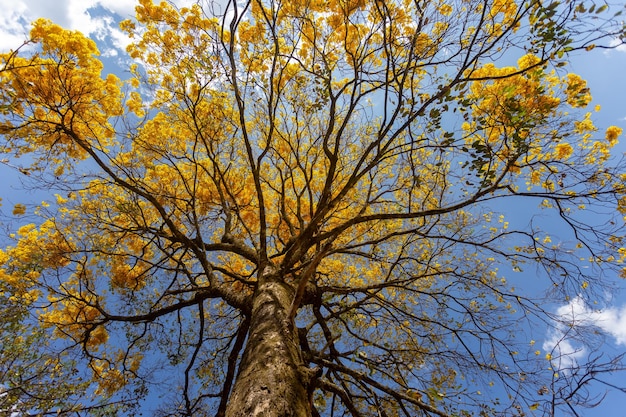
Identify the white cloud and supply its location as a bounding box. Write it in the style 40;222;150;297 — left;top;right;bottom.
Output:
0;0;32;50
606;38;626;54
593;305;626;345
0;0;135;54
543;332;586;370
94;0;137;18
0;0;208;55
543;296;626;369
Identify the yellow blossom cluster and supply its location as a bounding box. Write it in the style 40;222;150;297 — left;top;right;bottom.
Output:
91;360;127;397
463;52;623;194
565;73;592;107
0;219;73;304
554;143;573;160
606;126;623;145
1;19;124;171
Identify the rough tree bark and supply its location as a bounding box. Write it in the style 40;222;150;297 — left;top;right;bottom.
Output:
225;267;316;417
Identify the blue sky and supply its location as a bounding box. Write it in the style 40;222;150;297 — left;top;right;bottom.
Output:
1;1;626;415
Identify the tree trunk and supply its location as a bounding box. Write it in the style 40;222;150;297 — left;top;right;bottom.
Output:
225;272;314;417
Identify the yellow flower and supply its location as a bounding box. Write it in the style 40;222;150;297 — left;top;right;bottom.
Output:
605;126;622;145
517;54;540;69
12;203;26;216
554;142;573;160
530;170;542;185
574;114;596;133
439;4;453;16
565;73;592;107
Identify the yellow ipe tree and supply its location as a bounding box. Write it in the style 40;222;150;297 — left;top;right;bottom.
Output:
2;0;626;416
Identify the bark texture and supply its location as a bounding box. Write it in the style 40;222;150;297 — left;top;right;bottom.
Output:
225;273;314;417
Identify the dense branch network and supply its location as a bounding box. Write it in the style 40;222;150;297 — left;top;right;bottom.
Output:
1;0;626;416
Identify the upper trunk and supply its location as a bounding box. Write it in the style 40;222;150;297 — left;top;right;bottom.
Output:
225;271;315;417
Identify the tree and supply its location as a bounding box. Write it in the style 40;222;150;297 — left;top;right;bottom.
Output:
1;0;626;415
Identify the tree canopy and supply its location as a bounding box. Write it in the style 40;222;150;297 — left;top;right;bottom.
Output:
2;0;626;416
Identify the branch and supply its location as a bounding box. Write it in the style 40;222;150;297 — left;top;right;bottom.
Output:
314;358;452;417
316;378;365;417
216;315;251;417
288;243;331;322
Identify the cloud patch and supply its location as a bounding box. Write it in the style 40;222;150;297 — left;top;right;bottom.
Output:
543;296;626;369
0;0;204;55
0;0;133;53
608;38;626;53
